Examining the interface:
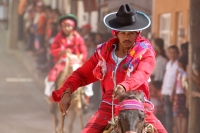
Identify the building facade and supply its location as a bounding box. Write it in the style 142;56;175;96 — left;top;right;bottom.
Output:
152;0;190;48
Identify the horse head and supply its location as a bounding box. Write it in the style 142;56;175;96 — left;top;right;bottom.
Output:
115;90;145;133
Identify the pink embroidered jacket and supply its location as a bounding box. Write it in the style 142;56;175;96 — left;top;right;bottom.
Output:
52;37;155;104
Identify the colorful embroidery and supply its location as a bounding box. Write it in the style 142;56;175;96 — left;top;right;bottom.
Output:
93;36;154;79
124;40;153;77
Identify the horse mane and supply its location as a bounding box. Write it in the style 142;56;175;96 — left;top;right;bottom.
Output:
118;90;145;103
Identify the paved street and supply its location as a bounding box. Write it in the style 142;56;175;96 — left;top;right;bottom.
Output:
0;25;94;133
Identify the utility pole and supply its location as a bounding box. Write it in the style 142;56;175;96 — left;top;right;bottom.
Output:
7;0;19;52
188;0;200;132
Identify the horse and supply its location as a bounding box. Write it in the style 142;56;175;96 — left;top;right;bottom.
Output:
103;90;157;133
55;52;84;133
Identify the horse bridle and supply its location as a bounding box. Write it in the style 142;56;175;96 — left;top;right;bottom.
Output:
114;98;145;133
111;96;157;133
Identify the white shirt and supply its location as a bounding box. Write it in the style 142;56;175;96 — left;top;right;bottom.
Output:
161;60;178;95
152;55;168;81
113;52;123;63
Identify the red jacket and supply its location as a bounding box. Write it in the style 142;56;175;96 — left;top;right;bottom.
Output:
51;31;87;62
52;37;155;104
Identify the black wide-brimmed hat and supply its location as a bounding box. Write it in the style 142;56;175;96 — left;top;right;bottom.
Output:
104;4;151;31
58;14;78;27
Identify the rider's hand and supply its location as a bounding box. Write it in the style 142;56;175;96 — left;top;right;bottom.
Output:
59;49;72;56
58;92;72;115
113;85;126;99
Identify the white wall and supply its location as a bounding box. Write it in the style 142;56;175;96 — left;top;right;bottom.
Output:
63;0;71;14
77;0;98;32
77;0;87;28
90;11;98;32
51;0;57;9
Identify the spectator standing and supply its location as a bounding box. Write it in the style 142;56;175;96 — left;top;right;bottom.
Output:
95;32;104;44
171;55;188;133
44;6;52;44
150;38;168;124
180;42;188;65
180;42;188;55
80;23;92;40
23;1;35;51
85;32;96;59
161;45;179;133
46;9;60;70
33;1;47;70
152;38;168;83
18;0;27;41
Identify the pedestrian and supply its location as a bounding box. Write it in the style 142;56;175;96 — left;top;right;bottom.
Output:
52;4;167;133
161;45;179;133
171;55;188;133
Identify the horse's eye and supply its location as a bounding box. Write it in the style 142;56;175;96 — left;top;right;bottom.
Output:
140;116;144;121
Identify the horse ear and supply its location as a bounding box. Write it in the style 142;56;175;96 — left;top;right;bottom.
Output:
128;91;144;102
138;91;145;102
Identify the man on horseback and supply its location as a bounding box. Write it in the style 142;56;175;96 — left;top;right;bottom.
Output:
52;4;167;133
44;14;87;133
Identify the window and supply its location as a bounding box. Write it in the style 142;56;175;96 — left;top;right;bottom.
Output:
159;13;171;47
